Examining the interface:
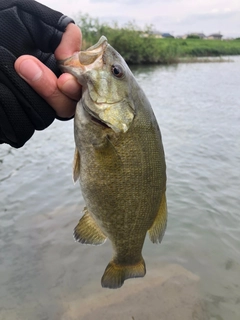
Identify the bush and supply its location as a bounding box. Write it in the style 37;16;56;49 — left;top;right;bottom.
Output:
187;35;201;39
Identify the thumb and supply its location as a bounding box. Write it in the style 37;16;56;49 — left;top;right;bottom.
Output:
14;55;77;118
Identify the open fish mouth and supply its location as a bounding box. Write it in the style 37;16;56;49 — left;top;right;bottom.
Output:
59;36;108;79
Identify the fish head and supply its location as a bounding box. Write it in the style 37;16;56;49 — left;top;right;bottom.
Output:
60;36;135;133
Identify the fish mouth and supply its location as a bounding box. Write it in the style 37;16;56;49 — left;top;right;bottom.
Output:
59;36;108;79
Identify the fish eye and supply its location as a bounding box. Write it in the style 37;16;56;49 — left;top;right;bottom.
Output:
111;64;124;78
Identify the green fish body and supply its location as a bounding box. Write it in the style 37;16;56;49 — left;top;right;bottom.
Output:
60;36;167;289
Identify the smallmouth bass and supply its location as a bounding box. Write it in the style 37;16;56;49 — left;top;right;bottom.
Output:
60;36;167;289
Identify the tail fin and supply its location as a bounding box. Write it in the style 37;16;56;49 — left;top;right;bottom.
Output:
101;258;146;289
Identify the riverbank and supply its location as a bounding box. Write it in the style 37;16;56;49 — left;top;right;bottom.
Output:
76;14;240;64
178;56;234;63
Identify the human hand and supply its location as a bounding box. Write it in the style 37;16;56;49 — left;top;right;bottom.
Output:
0;0;81;148
14;23;82;119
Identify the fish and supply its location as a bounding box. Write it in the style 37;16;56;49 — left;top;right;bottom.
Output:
60;36;167;289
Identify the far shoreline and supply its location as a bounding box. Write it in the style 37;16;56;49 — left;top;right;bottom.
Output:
75;14;240;65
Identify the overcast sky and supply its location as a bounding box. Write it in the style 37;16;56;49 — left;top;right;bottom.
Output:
38;0;240;37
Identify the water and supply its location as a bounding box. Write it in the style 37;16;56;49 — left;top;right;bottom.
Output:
1;57;240;319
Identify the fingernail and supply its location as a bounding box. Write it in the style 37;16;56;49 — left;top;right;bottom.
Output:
19;60;43;82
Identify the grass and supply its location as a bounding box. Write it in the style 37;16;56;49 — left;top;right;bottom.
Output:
175;38;240;57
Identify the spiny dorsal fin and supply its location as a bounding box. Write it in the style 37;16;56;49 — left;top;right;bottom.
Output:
74;207;107;245
101;257;146;289
73;148;80;183
148;192;167;244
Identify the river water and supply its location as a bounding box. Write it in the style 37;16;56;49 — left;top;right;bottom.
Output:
0;57;240;319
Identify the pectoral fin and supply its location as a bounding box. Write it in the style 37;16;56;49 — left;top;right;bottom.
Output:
73;148;80;182
148;192;167;243
74;207;107;245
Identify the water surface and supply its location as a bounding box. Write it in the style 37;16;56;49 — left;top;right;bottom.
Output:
1;57;240;319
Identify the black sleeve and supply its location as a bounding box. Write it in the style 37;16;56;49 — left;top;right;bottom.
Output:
0;0;74;148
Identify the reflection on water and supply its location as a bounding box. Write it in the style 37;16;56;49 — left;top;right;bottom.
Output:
1;57;240;319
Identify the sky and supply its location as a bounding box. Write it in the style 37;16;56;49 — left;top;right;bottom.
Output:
38;0;240;38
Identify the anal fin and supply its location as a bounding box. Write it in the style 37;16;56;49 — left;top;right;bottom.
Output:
74;207;107;245
148;192;167;243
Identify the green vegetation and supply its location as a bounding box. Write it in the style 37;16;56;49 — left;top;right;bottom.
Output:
186;35;201;39
75;13;240;64
177;38;240;57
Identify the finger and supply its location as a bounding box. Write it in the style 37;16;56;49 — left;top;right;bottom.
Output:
57;73;82;101
14;55;76;118
54;23;82;60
